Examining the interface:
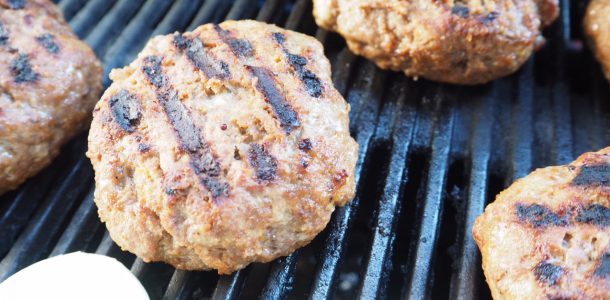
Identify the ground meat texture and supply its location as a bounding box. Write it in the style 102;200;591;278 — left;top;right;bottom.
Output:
313;0;559;85
474;147;610;299
585;0;610;83
0;0;102;194
86;20;358;274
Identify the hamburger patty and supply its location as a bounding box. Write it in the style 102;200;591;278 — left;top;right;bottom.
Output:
312;0;558;85
0;0;102;194
87;20;358;274
584;0;610;82
474;148;610;299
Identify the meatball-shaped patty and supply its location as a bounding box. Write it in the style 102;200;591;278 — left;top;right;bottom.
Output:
0;0;103;194
474;148;610;299
585;0;610;82
313;0;558;85
87;20;358;274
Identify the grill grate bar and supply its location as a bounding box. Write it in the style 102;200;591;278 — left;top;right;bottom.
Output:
49;188;102;257
58;0;88;21
256;0;282;22
131;259;176;299
358;78;416;299
130;258;147;277
0;163;61;258
162;270;189;300
260;250;301;299
0;156;92;281
284;0;308;30
550;36;574;164
212;268;250;300
101;0;175;86
404;90;455;299
151;0;202;36
330;49;357;96
226;0;257;20
69;0;116;38
450;86;496;300
95;232;135;268
510;59;535;180
187;0;233;31
308;62;384;300
94;233;115;255
85;0;146;58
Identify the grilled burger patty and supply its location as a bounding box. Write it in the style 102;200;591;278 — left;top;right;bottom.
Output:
585;0;610;82
313;0;558;85
0;0;102;194
474;148;610;299
87;20;358;274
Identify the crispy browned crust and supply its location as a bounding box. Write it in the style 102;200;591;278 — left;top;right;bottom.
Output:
474;148;610;299
0;0;103;193
584;0;610;82
87;20;358;274
313;0;558;85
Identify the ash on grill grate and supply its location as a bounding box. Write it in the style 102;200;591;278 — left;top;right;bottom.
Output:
0;0;608;299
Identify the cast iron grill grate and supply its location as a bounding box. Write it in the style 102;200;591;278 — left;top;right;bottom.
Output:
0;0;607;299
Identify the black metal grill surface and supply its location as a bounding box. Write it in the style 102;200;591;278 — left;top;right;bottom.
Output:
0;0;606;299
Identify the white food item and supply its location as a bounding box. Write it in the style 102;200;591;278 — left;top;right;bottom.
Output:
0;252;149;300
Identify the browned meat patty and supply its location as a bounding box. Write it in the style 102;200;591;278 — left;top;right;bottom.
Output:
585;0;610;82
474;148;610;299
0;0;102;194
87;20;358;274
313;0;559;85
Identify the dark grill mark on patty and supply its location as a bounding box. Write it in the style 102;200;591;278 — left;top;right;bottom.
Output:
138;143;150;153
272;31;286;44
572;164;610;186
272;32;323;98
0;23;9;45
248;144;277;182
451;4;470;18
214;25;253;58
109;90;141;133
173;34;230;79
7;0;25;9
36;33;60;54
576;204;610;227
595;253;610;277
10;53;38;83
534;261;564;285
247;65;301;133
287;53;323;97
164;187;176;196
516;204;568;228
298;138;312;152
479;11;499;23
142;55;229;199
